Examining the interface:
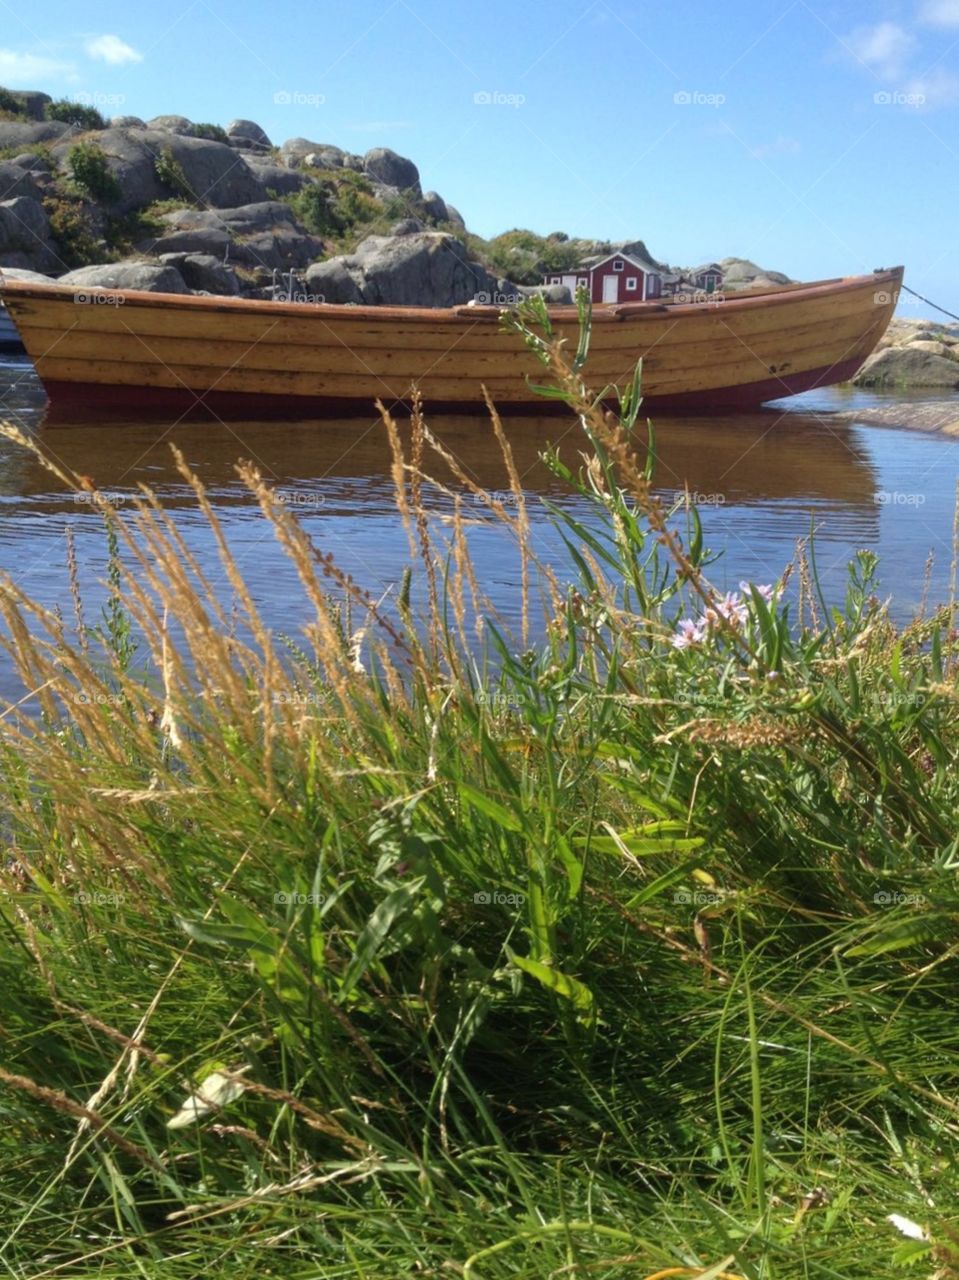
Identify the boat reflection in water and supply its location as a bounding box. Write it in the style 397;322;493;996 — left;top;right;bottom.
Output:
10;406;877;514
0;350;888;668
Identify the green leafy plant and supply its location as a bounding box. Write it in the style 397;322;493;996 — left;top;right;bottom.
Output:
154;145;195;201
41;194;108;267
66;140;121;203
192;122;229;143
44;98;106;131
0;87;28;119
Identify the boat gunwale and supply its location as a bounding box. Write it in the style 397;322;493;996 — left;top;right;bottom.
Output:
0;267;905;327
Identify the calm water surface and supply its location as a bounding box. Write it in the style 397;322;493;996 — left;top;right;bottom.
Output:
0;355;957;691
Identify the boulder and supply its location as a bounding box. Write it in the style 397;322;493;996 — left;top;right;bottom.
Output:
303;257;365;304
148;202;322;271
7;91;51;121
420;190;448;223
522;283;572;304
0;161;42;202
905;339;958;360
853;346;959;389
306;232;501;307
146;225;232;257
390;217;425;236
159;134;267;208
50;128;165;213
280;138;342;168
243;157;306;195
146;114;196;136
443;202;466;230
57;262;189;294
110;115;146;129
159;251;241;295
720;257;792;288
0;121;74;149
226;119;271;148
0;197;61;273
363;147;420;193
0;265;53;282
49;128;268;214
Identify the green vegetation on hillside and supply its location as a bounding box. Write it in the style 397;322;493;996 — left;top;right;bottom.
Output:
0;307;957;1277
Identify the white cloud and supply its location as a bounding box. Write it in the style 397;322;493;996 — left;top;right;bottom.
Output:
85;34;142;65
903;68;959;107
0;49;74;85
920;0;959;26
845;22;916;78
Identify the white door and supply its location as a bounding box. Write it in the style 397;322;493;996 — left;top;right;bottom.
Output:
602;275;619;303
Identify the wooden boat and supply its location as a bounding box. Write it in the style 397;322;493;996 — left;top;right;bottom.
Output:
0;266;903;419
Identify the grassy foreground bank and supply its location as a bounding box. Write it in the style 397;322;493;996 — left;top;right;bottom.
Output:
0;313;958;1278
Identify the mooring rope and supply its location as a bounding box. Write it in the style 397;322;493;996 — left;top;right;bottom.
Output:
897;282;959;324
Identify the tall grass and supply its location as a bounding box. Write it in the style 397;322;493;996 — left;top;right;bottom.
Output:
0;301;957;1279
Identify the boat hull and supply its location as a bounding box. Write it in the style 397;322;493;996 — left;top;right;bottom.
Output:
0;267;904;419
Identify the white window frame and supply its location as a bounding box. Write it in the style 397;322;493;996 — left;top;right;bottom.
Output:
625;277;638;292
612;259;624;272
577;276;587;288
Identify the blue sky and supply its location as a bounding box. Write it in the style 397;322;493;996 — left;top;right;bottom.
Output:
3;1;958;316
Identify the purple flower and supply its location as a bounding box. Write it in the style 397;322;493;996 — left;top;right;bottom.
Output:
740;581;775;604
672;618;705;649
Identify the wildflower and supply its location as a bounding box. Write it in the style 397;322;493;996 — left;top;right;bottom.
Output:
672;618;705;649
716;591;748;625
740;580;775;604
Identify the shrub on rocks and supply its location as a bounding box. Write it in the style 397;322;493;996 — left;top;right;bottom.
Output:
45;99;105;131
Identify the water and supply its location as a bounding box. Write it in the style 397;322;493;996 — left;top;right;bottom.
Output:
0;354;957;691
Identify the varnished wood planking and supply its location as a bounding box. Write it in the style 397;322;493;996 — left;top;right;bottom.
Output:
2;268;903;406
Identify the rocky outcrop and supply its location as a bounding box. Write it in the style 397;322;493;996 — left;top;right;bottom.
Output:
145;115;196;136
48;129;268;215
0;120;74;149
363;147;420;194
854;320;959;388
226;119;271;149
57;262;188;293
718;257;792;290
0;161;43;202
305;232;506;307
158;252;241;294
0;197;61;273
145;202;323;271
242;157;306;196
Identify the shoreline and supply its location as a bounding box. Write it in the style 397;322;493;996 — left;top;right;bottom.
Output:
831;396;959;435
